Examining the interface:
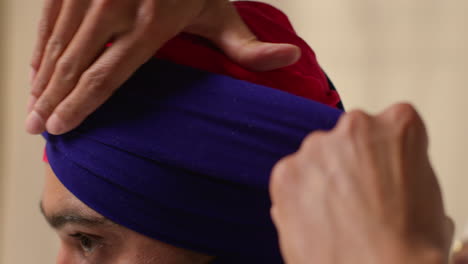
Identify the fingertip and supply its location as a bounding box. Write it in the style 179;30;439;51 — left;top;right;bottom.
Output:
46;113;68;135
269;43;302;68
241;42;302;72
25;111;46;135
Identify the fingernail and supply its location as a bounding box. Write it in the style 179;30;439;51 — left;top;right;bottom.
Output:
258;43;301;71
47;113;66;135
27;95;37;113
25;111;45;134
30;68;37;86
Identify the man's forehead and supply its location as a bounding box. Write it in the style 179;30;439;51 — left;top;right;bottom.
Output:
42;164;106;225
43;164;73;200
39;199;110;229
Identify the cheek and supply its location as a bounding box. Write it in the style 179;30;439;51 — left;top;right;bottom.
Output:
56;242;75;264
113;238;174;264
116;245;162;264
56;241;86;264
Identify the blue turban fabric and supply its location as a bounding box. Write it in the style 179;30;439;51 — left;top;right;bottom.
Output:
44;59;343;263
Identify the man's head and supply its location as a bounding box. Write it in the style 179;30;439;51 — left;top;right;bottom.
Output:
40;57;342;263
37;1;344;261
41;164;214;264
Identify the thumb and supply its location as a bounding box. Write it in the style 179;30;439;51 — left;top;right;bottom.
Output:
187;0;301;71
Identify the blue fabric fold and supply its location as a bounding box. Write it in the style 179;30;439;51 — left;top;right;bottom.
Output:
44;59;343;263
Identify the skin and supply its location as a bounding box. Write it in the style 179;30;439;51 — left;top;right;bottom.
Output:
270;103;454;264
41;164;215;264
453;241;468;264
27;0;301;135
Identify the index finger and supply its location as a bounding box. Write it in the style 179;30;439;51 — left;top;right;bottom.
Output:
31;0;63;76
45;31;161;135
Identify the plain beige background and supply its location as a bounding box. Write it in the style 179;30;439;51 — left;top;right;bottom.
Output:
1;0;467;263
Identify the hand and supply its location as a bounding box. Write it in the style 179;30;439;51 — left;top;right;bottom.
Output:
453;240;468;264
28;0;301;135
270;104;454;264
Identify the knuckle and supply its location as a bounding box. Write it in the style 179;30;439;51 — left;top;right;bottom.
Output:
271;156;293;182
81;69;108;96
270;155;297;195
270;206;280;225
37;19;52;38
299;131;325;154
339;110;371;137
53;105;78;126
56;57;78;82
30;59;39;70
386;103;423;138
31;83;45;98
346;109;371;124
45;38;64;60
135;1;162;31
31;90;40;98
34;97;55;116
387;103;419;124
137;11;157;31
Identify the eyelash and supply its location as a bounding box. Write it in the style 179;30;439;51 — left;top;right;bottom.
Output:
69;233;101;255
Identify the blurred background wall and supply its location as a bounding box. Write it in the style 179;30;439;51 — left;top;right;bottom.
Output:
0;0;61;263
0;0;6;260
0;0;467;263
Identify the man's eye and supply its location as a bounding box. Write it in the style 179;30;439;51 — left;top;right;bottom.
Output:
69;233;101;255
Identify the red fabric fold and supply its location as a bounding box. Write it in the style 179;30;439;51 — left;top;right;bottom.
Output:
156;1;341;107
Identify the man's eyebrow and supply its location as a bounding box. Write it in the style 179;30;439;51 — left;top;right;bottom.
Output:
39;201;111;229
